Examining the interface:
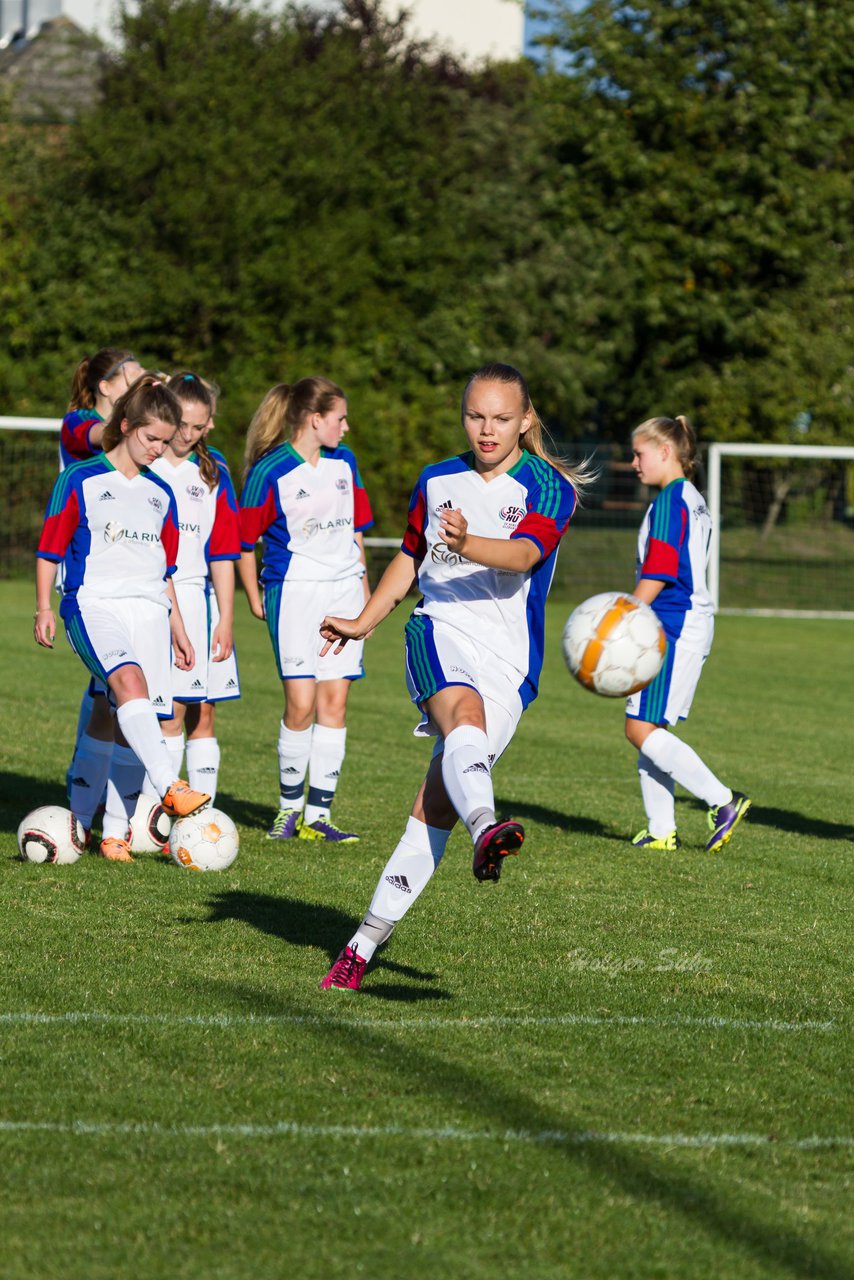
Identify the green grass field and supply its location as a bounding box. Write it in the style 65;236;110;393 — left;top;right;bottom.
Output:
1;580;852;1280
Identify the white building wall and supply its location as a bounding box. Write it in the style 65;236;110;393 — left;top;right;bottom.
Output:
3;0;525;60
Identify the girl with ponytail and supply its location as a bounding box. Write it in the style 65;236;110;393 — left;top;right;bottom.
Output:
239;378;374;845
625;415;751;853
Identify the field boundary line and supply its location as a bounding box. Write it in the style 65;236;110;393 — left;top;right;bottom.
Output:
0;1118;850;1151
0;1010;836;1032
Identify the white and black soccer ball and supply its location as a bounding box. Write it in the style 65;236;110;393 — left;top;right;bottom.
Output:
129;794;172;854
562;591;666;698
17;805;86;865
169;808;239;872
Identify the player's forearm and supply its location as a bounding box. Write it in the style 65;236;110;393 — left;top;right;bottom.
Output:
210;559;236;625
356;551;417;631
238;550;263;611
455;534;540;574
35;558;57;612
633;577;666;605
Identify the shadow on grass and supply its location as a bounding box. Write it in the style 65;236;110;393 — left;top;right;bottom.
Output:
495;796;624;842
197;890;451;1003
214;790;276;831
204;974;853;1280
0;771;67;832
748;804;853;842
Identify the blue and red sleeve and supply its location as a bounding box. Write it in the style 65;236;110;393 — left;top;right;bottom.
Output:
60;411;102;463
37;482;81;561
209;479;241;561
345;452;374;533
161;497;180;577
401;481;428;560
640;486;687;582
511;467;577;559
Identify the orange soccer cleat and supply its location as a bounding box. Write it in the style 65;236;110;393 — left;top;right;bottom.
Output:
161;781;211;820
99;836;134;863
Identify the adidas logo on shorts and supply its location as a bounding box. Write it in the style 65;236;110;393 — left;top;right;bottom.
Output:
385;874;411;893
190;679;204;689
152;696;166;707
463;761;489;775
226;679;237;689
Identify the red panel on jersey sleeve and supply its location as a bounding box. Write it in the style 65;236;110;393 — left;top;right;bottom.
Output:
354;483;374;533
240;488;279;549
161;509;179;576
60;413;100;462
401;487;428;560
641;536;679;580
37;489;80;560
209;488;241;560
511;511;566;559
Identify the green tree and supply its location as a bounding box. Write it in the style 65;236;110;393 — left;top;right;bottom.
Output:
530;0;854;442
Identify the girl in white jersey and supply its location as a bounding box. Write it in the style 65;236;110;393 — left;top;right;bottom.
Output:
148;373;241;802
35;375;212;861
239;378;374;844
626;415;751;853
317;363;583;992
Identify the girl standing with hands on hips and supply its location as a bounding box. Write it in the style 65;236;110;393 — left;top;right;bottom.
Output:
318;362;583;992
626;415;751;853
239;378;374;843
35;375;212;861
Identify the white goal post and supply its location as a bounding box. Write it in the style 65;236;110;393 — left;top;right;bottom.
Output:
707;442;854;620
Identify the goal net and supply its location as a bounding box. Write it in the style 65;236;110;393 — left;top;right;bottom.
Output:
708;443;854;619
0;417;62;577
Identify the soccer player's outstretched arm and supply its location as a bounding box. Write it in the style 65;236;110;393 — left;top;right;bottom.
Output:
320;550;417;653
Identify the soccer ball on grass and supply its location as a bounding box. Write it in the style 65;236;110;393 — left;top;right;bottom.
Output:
562;592;666;698
17;805;86;864
129;794;172;853
169;807;239;872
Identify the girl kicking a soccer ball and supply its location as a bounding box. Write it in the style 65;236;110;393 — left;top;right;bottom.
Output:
626;415;751;853
35;374;212;861
317;362;586;992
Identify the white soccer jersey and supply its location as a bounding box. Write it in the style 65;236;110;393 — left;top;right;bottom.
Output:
38;456;179;609
240;443;373;583
401;450;576;707
150;454;240;587
636;477;715;652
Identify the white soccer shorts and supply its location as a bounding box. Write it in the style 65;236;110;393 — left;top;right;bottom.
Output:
264;574;366;682
172;582;240;703
626;638;709;726
63;595;174;717
404;614;524;762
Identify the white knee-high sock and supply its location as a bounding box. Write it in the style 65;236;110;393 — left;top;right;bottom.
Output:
186;736;219;801
441;725;495;843
278;723;311;811
640;728;730;808
116;699;175;798
74;684;95;750
103;743;145;841
348;817;452;961
69;733;113;828
637;754;676;838
144;735;185;797
305;724;346;824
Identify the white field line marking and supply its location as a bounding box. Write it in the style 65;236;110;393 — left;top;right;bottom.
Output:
0;1011;836;1032
0;1118;850;1151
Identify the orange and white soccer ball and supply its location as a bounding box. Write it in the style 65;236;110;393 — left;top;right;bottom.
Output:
562;592;666;697
169;808;239;872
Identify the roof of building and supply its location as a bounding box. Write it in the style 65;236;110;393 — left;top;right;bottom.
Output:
0;16;105;122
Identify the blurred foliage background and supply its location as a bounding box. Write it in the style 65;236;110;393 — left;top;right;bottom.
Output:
1;0;851;529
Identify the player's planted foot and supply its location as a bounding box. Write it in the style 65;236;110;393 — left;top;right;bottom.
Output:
266;808;302;840
472;819;525;883
161;780;211;819
320;944;367;991
631;829;682;852
99;836;133;863
706;791;752;852
298;818;359;844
